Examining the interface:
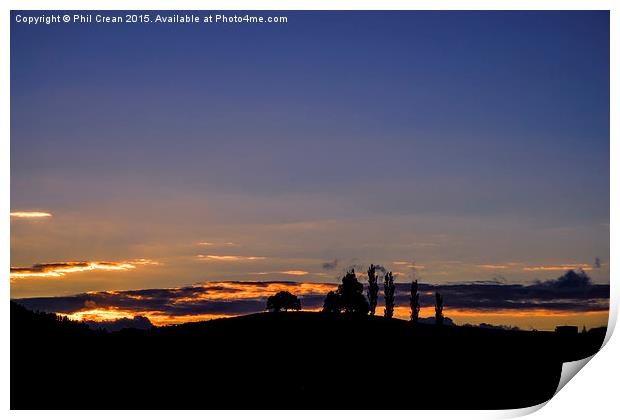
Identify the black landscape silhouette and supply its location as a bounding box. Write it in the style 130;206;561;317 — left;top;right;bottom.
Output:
11;299;606;409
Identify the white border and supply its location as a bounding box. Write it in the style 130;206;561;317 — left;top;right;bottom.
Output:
3;1;617;419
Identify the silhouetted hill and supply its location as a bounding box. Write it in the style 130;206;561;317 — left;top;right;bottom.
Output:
11;303;605;409
85;315;153;332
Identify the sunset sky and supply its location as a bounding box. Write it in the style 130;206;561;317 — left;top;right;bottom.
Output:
11;11;609;330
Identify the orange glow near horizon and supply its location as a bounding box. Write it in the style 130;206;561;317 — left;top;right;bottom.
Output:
58;307;235;326
56;301;608;331
16;276;607;331
443;308;608;331
367;305;608;331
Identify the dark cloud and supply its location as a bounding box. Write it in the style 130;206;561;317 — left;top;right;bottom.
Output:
321;259;338;270
533;269;594;289
11;262;91;274
13;271;609;327
403;270;609;312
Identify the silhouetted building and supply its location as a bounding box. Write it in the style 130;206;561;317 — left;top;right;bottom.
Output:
555;325;578;335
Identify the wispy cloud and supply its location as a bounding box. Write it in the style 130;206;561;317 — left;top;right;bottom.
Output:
392;261;425;269
196;255;266;262
321;259;338;270
10;259;158;280
10;211;52;219
476;264;509;269
523;264;592;272
197;241;238;247
410;242;440;248
251;270;310;276
280;270;309;276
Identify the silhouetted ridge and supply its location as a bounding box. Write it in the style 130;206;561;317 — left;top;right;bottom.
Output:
11;303;606;409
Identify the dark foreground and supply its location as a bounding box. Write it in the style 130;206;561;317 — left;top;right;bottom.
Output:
11;303;606;409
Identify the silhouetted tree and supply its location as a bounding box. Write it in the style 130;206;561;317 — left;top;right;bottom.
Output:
384;271;395;318
410;280;420;323
367;264;379;315
266;291;301;312
322;291;342;314
435;292;444;326
322;269;369;315
339;269;370;315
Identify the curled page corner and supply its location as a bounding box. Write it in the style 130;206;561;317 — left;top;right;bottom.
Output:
503;355;599;419
497;401;548;418
554;305;615;397
555;355;595;395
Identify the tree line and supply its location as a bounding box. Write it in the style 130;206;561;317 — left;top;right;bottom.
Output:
266;264;445;325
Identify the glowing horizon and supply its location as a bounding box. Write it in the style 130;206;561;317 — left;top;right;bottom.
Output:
56;304;609;331
15;278;609;331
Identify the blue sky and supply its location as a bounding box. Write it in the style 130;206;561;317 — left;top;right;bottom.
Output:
11;11;609;297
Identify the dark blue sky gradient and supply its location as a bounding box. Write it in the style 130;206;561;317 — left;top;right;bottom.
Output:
10;11;610;296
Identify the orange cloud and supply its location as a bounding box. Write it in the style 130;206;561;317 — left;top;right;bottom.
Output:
177;281;337;302
10;211;52;219
476;264;508;269
392;261;425;269
10;259;158;280
196;255;266;262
